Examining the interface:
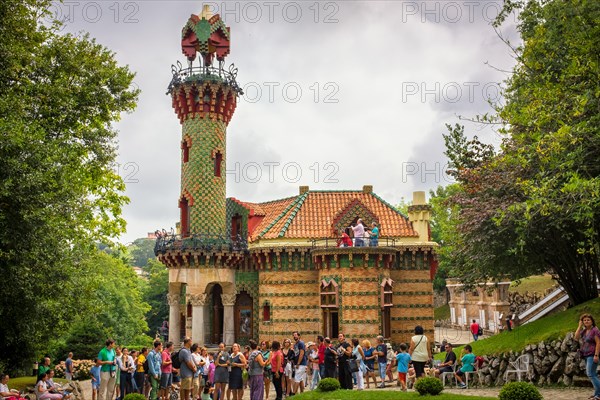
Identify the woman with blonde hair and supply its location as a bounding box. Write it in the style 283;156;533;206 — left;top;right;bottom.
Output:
228;343;246;400
362;339;377;388
281;339;293;397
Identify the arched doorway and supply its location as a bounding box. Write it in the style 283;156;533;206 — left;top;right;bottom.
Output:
211;284;224;343
234;291;253;341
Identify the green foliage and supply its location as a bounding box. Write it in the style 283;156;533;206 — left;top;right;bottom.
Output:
498;382;542;400
142;259;169;336
429;184;462;292
123;394;147;400
442;0;600;305
0;0;139;373
129;238;157;268
59;320;111;360
435;297;600;359
291;391;494;400
434;305;450;321
292;390;494;400
317;378;341;392
414;377;444;396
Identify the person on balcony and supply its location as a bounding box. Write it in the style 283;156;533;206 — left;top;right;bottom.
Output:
336;231;353;247
370;222;379;246
351;220;365;247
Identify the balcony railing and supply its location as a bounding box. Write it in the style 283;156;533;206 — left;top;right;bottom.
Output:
310;237;396;249
154;232;248;256
167;60;243;95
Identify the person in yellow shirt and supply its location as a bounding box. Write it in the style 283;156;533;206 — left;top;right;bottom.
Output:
135;348;149;395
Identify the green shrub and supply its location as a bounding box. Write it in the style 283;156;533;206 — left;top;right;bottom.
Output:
317;378;340;392
414;377;444;396
123;394;147;400
498;382;542;400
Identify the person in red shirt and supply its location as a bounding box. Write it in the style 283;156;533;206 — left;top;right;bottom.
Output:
470;320;480;341
317;336;326;380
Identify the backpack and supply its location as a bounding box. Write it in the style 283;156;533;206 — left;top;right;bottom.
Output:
475;356;484;368
143;358;149;374
171;350;182;369
477;326;483;336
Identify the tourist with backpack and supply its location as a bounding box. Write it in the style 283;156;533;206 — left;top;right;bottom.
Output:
470;320;480;341
148;341;163;400
136;348;148;395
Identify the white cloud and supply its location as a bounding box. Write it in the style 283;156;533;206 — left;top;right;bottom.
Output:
51;0;518;242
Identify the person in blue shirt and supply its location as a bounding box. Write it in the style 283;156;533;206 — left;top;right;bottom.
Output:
455;345;475;389
147;340;163;400
395;343;411;391
90;358;101;400
369;222;379;246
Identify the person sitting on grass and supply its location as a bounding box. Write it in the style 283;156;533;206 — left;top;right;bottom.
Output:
454;345;475;389
0;374;26;400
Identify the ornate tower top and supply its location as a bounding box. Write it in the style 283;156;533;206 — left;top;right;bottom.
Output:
181;5;231;68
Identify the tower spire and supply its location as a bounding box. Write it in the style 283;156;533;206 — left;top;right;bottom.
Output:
200;4;213;20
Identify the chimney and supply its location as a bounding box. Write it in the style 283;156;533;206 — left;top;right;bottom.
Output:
362;185;373;194
299;186;309;195
407;191;431;242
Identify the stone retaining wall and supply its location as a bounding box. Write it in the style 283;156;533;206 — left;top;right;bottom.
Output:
476;331;588;386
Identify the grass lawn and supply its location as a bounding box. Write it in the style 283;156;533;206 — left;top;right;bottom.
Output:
293;389;496;400
509;274;556;294
8;376;68;391
436;297;600;359
435;304;450;320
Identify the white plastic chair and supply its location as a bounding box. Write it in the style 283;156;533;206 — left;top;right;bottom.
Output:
440;363;457;386
464;361;482;387
504;354;531;382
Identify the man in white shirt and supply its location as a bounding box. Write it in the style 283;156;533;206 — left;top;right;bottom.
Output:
351;219;365;247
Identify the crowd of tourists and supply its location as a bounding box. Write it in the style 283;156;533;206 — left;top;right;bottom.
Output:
84;325;486;400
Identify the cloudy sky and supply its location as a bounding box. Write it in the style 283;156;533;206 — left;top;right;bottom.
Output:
49;0;520;243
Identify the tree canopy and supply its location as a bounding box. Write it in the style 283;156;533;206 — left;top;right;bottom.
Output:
0;0;139;372
442;0;600;305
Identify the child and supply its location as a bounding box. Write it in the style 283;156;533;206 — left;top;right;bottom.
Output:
395;344;411;391
455;344;475;389
90;358;101;400
201;384;213;400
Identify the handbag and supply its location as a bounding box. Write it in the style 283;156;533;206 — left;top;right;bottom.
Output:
347;359;359;373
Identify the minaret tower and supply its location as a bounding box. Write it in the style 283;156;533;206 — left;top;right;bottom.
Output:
169;5;242;237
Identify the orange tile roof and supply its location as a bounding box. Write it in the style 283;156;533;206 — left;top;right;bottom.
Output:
244;190;418;241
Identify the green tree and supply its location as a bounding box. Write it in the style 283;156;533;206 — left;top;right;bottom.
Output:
429;184;462;292
443;0;600;305
129;238;157;268
0;0;139;372
142;259;169;336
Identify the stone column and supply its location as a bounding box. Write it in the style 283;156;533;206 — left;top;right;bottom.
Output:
221;293;237;346
188;293;207;345
167;293;181;344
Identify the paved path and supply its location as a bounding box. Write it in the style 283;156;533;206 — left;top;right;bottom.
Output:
78;378;595;400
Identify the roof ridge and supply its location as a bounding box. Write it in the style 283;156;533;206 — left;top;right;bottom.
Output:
257;195;297;205
369;192;410;220
277;192;309;238
257;195;301;239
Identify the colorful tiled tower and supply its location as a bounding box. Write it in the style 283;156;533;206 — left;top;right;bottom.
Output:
168;5;242;236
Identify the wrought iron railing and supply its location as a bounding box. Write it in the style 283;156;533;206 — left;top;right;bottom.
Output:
154;232;248;255
310;237;396;249
167;60;243;95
